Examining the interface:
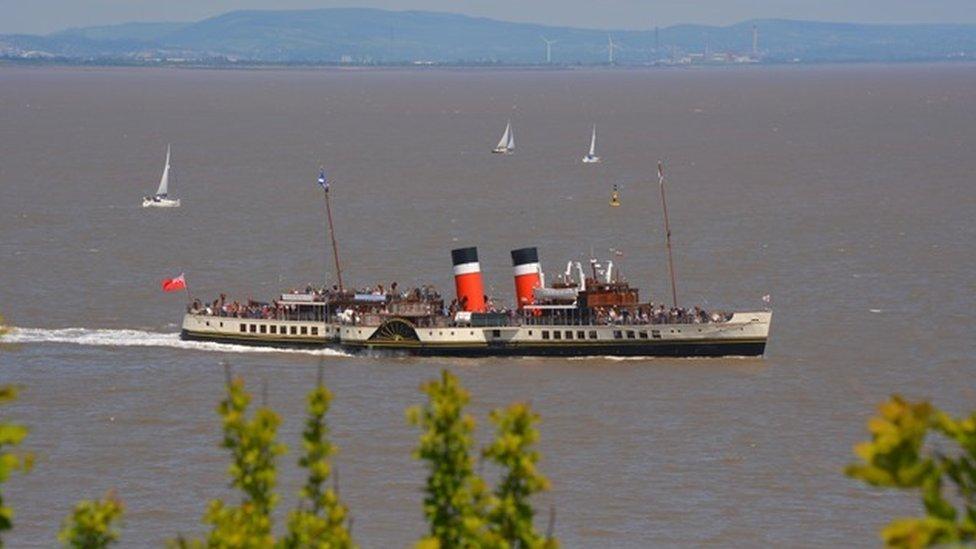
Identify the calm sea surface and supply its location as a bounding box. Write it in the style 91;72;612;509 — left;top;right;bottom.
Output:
1;64;974;547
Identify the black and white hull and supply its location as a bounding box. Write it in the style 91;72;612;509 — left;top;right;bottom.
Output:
180;311;771;358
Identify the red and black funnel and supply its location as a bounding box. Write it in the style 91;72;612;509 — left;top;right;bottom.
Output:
451;247;486;313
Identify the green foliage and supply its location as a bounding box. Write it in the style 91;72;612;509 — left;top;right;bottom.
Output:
483;403;556;549
408;370;556;549
846;395;976;548
179;375;287;548
407;370;495;547
0;384;33;544
58;493;124;548
282;381;354;548
1;316;34;545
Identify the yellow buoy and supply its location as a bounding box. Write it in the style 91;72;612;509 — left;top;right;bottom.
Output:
609;184;621;207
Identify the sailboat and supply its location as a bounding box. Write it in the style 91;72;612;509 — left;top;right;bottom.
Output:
582;124;601;163
143;144;180;208
492;120;515;154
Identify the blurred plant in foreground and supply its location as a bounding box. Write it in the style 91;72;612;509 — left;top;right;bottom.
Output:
58;493;124;548
282;372;354;548
847;395;976;548
0;316;34;545
0;385;33;545
179;373;287;547
409;370;557;549
175;367;354;548
484;403;556;549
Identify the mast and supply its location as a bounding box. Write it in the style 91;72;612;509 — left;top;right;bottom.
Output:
657;161;678;308
319;169;344;293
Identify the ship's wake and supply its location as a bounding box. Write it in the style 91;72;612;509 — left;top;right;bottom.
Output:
3;327;351;357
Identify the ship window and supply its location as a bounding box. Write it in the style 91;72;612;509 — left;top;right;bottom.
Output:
260;325;267;334
311;327;319;335
240;324;247;333
291;326;297;335
528;330;533;336
492;330;501;338
250;324;257;333
205;321;210;327
553;331;561;340
219;322;223;328
613;330;622;339
470;331;474;335
626;331;635;339
565;331;573;340
450;331;455;336
588;330;597;339
301;326;308;335
652;330;661;339
281;326;287;334
270;326;277;334
639;331;648;339
577;331;585;339
542;331;550;340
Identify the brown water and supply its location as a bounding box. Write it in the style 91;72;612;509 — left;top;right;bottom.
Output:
1;64;974;547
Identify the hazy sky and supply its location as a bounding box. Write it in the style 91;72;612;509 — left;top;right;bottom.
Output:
3;0;974;34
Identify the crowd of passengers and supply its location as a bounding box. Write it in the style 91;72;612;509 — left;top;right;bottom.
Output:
189;284;729;325
595;304;730;325
187;283;444;320
188;296;279;319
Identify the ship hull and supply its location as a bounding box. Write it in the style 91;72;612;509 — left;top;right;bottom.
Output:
345;340;766;358
180;311;771;358
180;330;764;357
180;330;332;350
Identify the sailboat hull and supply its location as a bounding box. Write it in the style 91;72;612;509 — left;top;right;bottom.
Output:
143;196;181;208
582;155;601;163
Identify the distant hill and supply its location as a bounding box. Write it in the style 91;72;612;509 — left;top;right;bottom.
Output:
54;22;189;42
2;8;975;64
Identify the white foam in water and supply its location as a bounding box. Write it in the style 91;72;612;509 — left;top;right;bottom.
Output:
4;327;351;357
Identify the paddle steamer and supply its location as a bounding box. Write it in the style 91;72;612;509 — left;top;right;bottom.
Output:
179;163;772;357
181;247;770;357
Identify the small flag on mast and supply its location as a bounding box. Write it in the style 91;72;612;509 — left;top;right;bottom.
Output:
317;169;329;192
162;273;187;292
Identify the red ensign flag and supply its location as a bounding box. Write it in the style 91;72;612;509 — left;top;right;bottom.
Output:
161;274;187;292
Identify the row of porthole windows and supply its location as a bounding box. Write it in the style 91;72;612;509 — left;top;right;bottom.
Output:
541;330;599;340
611;330;654;340
534;329;662;341
239;323;320;336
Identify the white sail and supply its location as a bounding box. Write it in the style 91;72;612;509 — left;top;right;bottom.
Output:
588;125;597;156
506;122;515;150
496;121;511;150
155;144;171;196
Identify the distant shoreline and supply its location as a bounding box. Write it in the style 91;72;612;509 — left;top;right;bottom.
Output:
3;58;976;72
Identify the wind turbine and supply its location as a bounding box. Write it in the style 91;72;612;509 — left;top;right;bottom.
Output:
541;36;557;63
